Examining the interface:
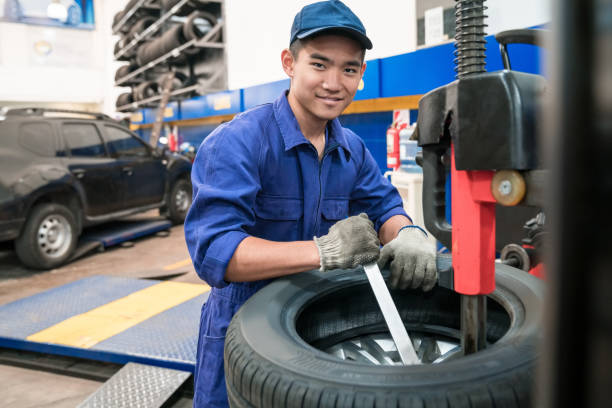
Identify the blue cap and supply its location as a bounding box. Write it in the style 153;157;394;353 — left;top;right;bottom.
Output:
290;0;372;50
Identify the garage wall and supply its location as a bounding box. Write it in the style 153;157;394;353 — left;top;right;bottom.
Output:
0;1;100;108
224;0;551;90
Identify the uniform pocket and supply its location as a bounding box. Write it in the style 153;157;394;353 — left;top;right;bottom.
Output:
320;198;349;234
253;196;303;241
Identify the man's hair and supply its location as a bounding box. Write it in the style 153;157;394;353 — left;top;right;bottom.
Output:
289;30;366;62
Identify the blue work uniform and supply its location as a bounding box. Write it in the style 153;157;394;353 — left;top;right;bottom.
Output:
184;91;408;407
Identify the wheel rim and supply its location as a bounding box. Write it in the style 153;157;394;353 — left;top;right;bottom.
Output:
174;187;190;213
324;327;462;366
37;214;72;259
295;278;512;367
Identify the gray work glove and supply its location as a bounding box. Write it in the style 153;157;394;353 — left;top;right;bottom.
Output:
314;213;380;271
378;226;437;291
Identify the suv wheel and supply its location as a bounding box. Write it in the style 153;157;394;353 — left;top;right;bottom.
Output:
167;178;192;224
15;203;78;270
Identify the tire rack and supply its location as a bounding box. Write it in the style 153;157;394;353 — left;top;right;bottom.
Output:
112;0;227;113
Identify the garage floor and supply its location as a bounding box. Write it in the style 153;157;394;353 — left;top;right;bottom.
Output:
0;211;200;407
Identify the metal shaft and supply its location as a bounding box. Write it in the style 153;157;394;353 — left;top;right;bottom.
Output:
461;294;487;354
454;0;488;79
455;0;489;355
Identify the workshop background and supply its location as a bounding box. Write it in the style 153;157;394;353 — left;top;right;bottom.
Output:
3;0;609;407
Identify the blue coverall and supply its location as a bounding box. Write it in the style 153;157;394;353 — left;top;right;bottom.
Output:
184;91;407;407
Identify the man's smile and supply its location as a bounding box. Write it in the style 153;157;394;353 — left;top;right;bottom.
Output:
316;94;344;104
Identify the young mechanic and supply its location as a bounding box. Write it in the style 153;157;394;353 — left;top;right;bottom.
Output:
185;1;437;406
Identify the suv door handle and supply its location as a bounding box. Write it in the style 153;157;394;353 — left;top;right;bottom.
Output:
122;166;133;176
72;169;85;179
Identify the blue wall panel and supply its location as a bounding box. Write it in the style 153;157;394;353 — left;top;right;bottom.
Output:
178;124;221;148
354;59;381;101
381;42;456;97
338;111;393;174
181;90;242;120
243;79;290;110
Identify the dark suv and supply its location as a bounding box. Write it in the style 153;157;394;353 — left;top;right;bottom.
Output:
0;108;193;269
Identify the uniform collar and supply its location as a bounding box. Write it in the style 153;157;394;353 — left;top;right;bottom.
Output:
273;91;351;158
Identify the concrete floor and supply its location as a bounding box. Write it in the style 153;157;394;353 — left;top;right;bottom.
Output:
0;211;201;407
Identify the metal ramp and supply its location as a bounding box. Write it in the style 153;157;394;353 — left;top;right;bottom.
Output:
77;362;191;408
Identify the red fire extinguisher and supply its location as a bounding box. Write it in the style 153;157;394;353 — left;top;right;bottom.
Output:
386;126;400;170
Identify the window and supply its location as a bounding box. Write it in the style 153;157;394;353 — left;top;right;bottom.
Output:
416;0;456;47
19;122;55;157
62;123;106;157
104;126;149;158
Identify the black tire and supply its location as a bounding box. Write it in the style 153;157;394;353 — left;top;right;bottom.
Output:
128;16;156;40
136;24;187;65
162;0;195;16
166;178;192;224
182;10;219;42
133;80;160;101
116;92;134;108
15;203;78;270
225;265;544;407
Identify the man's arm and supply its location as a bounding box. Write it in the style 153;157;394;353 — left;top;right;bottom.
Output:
226;213;380;282
379;214;412;245
225;237;320;282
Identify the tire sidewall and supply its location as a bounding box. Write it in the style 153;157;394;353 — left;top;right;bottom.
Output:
167;178;192;224
15;203;78;270
226;266;544;401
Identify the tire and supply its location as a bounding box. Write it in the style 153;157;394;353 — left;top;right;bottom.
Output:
225;264;544;407
157;71;189;91
136;24;187;65
162;0;194;16
116;92;134;108
182;10;219;42
15;203;78;270
166;178;192;224
133;80;160;101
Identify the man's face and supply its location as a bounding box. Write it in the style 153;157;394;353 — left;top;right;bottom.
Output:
283;35;366;122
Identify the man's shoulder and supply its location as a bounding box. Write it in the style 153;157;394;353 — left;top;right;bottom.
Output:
231;103;275;128
338;125;367;155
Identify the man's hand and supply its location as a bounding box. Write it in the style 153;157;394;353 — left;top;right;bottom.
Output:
314;213;380;271
378;226;437;291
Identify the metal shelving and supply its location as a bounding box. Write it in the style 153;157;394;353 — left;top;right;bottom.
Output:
115;22;223;86
112;0;149;34
116;70;225;112
114;0;190;59
113;0;227;114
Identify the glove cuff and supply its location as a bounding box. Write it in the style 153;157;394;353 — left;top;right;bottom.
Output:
313;233;342;271
399;224;428;237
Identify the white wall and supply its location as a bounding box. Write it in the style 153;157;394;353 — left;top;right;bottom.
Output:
225;0;551;90
0;0;552;114
224;0;418;90
0;0;127;115
487;0;550;35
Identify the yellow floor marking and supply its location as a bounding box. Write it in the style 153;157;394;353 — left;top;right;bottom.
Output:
26;281;209;348
163;258;193;271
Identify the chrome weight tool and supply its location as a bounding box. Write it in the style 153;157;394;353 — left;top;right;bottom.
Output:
362;263;420;365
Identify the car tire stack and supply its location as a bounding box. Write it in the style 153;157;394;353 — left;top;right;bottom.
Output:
113;0;225;111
